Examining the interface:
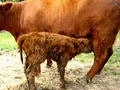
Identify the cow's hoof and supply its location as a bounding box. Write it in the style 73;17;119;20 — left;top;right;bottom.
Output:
76;77;87;84
86;77;92;83
79;76;92;83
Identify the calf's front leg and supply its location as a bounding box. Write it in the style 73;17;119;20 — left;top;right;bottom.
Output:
57;58;69;89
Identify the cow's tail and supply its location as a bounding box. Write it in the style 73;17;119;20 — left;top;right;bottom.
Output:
17;35;27;64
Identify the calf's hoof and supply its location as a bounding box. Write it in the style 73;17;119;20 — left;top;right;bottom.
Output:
29;87;36;90
60;84;66;90
28;83;36;90
46;59;53;67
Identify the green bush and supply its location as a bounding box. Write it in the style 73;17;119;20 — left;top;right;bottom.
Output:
0;31;17;51
1;0;20;2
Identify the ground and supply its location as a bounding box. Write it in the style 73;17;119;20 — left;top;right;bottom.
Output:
0;50;120;90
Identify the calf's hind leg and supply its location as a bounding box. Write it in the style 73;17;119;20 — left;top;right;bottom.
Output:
24;61;37;90
46;59;52;67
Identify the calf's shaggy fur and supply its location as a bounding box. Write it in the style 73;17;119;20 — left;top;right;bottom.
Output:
17;32;92;90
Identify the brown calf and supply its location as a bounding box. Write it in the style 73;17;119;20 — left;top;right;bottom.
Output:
17;32;92;89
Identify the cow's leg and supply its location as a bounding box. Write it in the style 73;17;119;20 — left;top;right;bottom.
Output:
57;58;68;89
24;61;36;90
46;59;52;67
86;39;113;83
97;47;113;74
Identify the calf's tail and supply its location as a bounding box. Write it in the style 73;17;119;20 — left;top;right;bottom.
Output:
17;35;27;64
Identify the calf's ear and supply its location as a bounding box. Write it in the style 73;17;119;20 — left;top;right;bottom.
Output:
2;2;13;13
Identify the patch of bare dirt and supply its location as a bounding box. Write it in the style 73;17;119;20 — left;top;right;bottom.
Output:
0;51;120;90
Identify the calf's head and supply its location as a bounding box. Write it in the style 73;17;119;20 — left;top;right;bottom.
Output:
74;38;92;53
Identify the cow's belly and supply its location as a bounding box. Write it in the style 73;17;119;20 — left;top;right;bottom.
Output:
44;18;91;38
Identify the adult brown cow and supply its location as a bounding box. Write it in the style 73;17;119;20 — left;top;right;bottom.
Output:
0;0;120;82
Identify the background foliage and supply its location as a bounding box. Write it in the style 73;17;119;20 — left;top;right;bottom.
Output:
1;0;21;2
0;31;17;51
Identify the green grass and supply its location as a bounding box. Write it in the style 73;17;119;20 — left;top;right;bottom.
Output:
0;31;17;52
116;32;120;41
74;52;94;63
112;71;120;75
